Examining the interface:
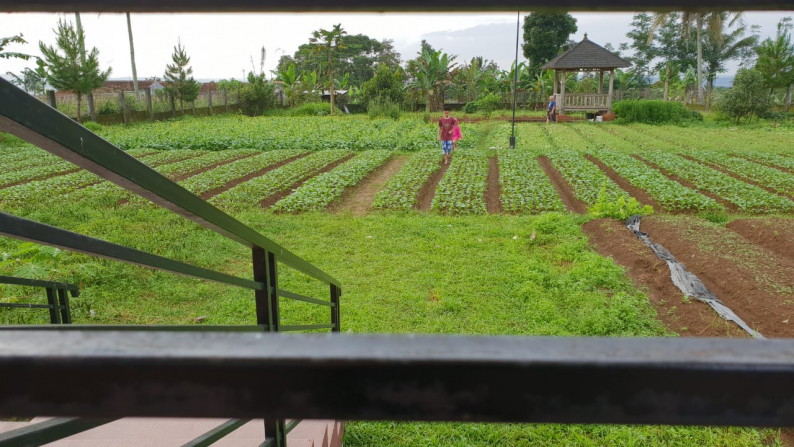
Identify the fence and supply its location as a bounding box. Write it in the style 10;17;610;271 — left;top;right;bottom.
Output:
41;88;240;124
0;275;78;324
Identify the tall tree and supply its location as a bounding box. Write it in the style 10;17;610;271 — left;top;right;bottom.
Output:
522;12;578;76
126;13;139;98
755;17;794;109
625;13;657;88
310;24;346;114
39;19;111;122
702;14;758;104
409;48;456;112
6;59;48;95
163;40;200;113
0;34;32;61
72;13;98;120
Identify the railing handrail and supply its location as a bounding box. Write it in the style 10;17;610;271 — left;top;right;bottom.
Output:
0;78;339;289
0;275;79;295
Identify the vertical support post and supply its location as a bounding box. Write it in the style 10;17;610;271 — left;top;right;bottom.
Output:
45;287;61;324
146;89;153;120
252;246;269;328
330;284;341;333
608;69;615;113
118;92;128;124
57;288;72;324
208;90;213;116
87;91;97;121
559;70;566;116
267;251;279;333
264;420;287;447
598;71;603;94
553;71;558;96
47;90;57;108
169;95;176;118
223;89;229;113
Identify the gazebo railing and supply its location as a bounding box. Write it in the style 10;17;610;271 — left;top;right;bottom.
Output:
556;93;610;111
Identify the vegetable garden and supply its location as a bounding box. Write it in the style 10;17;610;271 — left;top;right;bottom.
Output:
1;114;793;446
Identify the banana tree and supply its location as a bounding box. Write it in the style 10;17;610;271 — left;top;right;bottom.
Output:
410;48;456;113
275;62;301;105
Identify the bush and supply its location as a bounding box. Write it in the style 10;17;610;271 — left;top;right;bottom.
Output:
613;100;703;124
718;68;771;124
83;121;103;132
476;92;502;116
367;98;401;120
239;73;276;117
463;101;478;114
588;182;654;220
289;102;331;116
361;64;405;106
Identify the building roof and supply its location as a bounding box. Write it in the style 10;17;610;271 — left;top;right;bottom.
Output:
540;34;631;71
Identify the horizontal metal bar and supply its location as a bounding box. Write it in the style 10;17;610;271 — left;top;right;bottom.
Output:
0;0;784;11
285;419;301;433
278;324;335;332
1;331;794;427
0;79;339;288
0;212;263;291
0;325;268;332
0;303;57;310
0;275;80;295
0;417;116;446
277;289;334;307
180;419;249;447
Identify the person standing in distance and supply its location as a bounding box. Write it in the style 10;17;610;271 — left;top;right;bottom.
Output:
438;107;455;165
546;95;557;123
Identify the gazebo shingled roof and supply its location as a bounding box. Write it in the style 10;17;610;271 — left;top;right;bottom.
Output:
541;34;630;70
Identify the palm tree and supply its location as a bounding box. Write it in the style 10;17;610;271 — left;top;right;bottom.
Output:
755;18;794;110
310;24;346;114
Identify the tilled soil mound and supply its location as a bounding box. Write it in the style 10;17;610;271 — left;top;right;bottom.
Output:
727;218;794;264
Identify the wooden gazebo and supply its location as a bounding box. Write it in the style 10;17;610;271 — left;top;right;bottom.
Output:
541;34;631;115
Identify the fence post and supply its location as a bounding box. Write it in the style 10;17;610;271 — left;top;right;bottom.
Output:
87;91;97;121
45;287;61;324
223;89;229;113
47;90;57;109
118;92;128;124
331;284;340;333
169;95;176;117
208;90;213;116
146;89;153;121
57;288;72;324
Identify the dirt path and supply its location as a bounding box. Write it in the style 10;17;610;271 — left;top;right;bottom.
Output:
485;155;502;214
632;154;739;213
727;218;794;264
585;154;660;210
583;219;744;337
261;154;356;209
416;161;449;212
200;152;309;200
641;215;794;338
332;155;408;215
537;155;587;214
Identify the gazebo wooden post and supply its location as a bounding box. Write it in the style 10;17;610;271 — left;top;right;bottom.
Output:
608;69;615;113
559;70;566;116
598;71;603;94
554;70;558;96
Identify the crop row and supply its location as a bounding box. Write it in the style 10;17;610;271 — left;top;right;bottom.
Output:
590;149;721;212
272;150;392;213
638;152;794;213
636;124;793;154
684;151;794;197
574;124;637;152
544;149;629;205
211;150;351;211
736;152;794;171
498;150;565;213
372;150;441;211
99;115;467;152
432;151;488;214
180;150;302;196
0;170;101;205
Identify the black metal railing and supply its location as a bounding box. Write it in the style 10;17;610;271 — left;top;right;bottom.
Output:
0;77;340;446
0;275;78;324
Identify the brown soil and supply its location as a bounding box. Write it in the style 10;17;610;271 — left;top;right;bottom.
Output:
582;219;743;337
173;152;257;182
2;168;80;189
416;160;449;212
681;155;794;201
727;218;794;264
457;115;579;123
632;154;739;213
641;215;794;338
331;155;408;215
485;155;502;214
537;155;587;214
261;153;356;209
585;154;660;210
199;152;309;200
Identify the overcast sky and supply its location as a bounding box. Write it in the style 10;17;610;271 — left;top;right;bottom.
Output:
0;11;788;84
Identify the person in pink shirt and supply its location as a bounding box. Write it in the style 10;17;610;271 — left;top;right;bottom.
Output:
451;117;462;151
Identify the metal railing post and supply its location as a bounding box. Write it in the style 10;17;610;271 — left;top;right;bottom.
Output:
266;251;279;333
330;284;340;333
252;247;269;328
45;287;61;324
57;288;72;324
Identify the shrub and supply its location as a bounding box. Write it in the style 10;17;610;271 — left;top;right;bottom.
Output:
613;100;702;124
367;98;401;120
463;101;478;114
361;64;405;106
476;92;502;116
289;102;331;116
83;121;103;132
588;182;654;220
239;72;276;116
718;68;771;124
